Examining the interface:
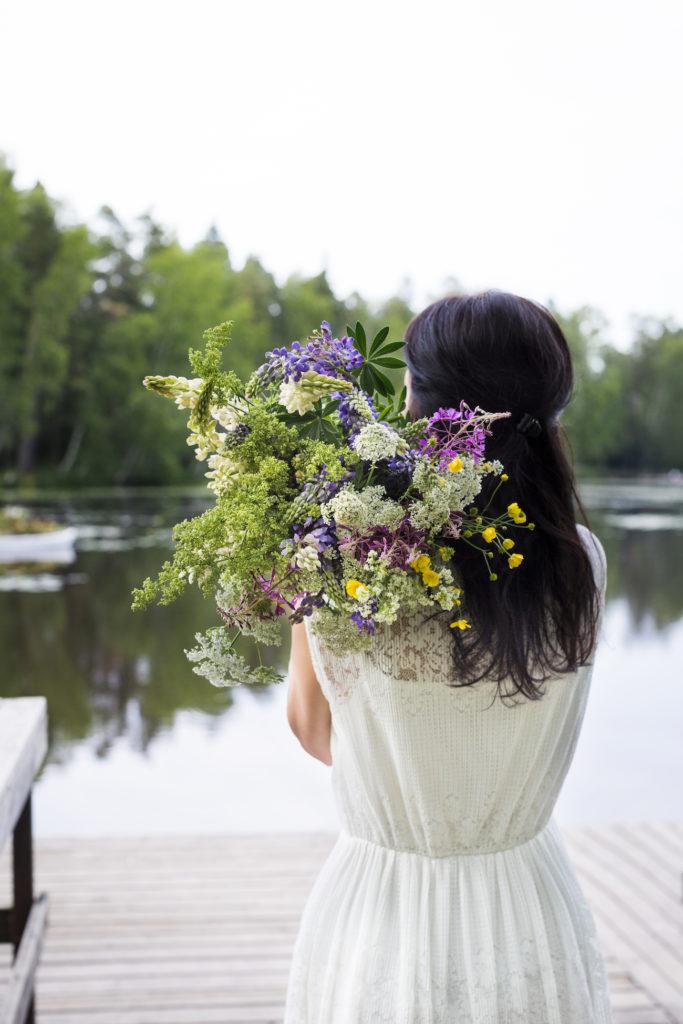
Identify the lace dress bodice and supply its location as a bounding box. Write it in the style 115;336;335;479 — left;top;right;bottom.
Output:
303;523;607;857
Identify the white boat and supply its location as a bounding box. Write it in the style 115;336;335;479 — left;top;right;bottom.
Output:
0;526;78;564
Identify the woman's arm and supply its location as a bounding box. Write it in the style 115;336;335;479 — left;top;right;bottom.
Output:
287;622;332;766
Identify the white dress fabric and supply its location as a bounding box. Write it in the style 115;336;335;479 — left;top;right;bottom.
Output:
284;524;612;1024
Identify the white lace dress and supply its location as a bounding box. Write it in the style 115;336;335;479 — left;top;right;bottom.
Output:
284;524;612;1024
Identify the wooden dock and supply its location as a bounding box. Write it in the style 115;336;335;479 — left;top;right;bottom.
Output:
0;823;681;1023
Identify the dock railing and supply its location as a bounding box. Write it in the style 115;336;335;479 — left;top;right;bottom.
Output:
0;698;48;1024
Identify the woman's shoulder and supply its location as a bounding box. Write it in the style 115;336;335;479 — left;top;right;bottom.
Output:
575;522;607;595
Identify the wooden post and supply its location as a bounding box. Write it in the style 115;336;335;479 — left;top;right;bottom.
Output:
12;795;35;1024
0;698;48;1024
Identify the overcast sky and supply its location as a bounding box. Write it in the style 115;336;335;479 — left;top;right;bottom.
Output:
1;0;682;345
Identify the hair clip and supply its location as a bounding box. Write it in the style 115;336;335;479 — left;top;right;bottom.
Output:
516;413;542;438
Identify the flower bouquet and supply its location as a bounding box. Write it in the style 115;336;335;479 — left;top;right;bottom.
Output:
132;320;534;686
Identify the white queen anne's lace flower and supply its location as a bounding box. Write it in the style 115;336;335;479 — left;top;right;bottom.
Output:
321;484;403;531
408;455;484;531
185;628;279;686
351;422;406;464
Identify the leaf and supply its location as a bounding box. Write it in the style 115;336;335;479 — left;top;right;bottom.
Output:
320;419;340;443
396;384;407;410
300;417;323;439
353;321;368;359
372;366;395;398
373;356;406;369
374;340;405;356
359;364;375;394
369;325;390;356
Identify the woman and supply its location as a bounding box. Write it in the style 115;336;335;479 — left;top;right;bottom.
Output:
284;291;612;1023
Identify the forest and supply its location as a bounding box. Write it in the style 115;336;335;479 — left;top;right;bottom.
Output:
1;159;681;487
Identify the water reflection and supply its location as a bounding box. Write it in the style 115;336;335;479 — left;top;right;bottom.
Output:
0;482;681;773
0;493;286;766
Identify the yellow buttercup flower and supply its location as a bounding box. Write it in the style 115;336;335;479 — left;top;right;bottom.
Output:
501;473;509;481
508;553;524;569
507;501;527;524
482;526;497;543
449;618;471;630
447;456;463;473
410;554;431;573
421;568;441;587
502;538;515;550
346;579;369;599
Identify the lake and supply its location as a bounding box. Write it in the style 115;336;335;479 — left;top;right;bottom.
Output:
1;479;682;836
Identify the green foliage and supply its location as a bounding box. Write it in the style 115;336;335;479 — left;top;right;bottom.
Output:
238;406;300;468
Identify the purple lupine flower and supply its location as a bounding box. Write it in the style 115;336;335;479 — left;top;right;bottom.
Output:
289;590;326;623
255;323;363;386
372;451;416;499
334;389;380;436
296;464;355;508
351;610;376;635
280;516;339;564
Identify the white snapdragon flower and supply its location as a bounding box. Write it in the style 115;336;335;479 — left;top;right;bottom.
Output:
142;374;203;409
173;378;203;410
294;545;321;572
278;370;352;416
211;397;249;429
205;453;242;495
187;419;224;461
351;422;406;464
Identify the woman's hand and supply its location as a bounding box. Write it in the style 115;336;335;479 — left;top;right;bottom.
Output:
287;622;332;766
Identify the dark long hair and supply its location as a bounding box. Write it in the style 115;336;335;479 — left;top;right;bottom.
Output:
404;291;600;700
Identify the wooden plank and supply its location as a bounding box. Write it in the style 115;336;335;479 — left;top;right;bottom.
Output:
0;892;48;1024
0;827;679;1023
0;698;47;850
566;838;683;1021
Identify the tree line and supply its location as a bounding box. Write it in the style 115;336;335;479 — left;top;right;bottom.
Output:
0;160;681;487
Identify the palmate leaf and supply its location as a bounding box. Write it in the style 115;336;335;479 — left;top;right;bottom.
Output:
374;356;405;369
370;365;395;398
345;320;406;405
320;418;340;443
346;321;368;358
369;326;390;356
298;412;342;443
300;417;323;440
359;363;375;393
373;340;404;356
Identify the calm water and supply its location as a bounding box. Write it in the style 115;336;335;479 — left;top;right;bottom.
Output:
1;480;682;836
